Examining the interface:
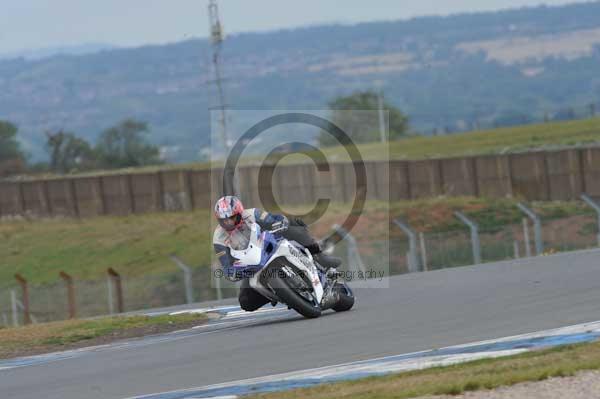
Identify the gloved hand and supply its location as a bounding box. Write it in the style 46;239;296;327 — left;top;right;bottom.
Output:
224;266;242;282
224;264;262;282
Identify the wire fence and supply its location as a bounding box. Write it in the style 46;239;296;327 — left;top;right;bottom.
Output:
385;213;599;275
1;212;599;327
0;268;238;326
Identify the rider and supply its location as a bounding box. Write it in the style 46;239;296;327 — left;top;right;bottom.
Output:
213;195;341;312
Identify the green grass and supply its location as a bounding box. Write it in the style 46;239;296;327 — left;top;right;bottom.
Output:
0;313;207;358
251;340;600;399
250;117;600;165
357;117;600;161
0;210;213;286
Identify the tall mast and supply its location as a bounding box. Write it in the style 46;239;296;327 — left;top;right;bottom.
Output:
208;0;230;155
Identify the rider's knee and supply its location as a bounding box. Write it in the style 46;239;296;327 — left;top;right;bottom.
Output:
239;298;263;312
238;292;264;312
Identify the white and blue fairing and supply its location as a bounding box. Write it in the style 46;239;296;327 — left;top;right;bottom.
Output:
229;222;325;304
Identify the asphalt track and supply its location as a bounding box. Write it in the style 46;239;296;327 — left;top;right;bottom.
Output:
2;249;600;399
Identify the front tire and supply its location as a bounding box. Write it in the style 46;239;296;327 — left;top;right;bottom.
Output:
270;273;321;319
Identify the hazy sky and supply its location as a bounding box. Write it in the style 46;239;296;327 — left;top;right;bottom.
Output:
0;0;585;54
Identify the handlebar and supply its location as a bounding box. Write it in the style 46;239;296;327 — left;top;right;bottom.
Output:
268;221;288;234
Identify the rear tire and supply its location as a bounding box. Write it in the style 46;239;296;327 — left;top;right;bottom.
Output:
271;273;321;319
332;283;355;312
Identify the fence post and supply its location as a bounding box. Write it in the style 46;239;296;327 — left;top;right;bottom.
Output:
170;255;195;305
522;218;532;257
393;219;420;273
454;211;482;265
107;276;114;315
59;271;77;319
517;203;544;255
107;268;124;313
513;240;520;259
14;274;31;325
581;194;600;247
419;232;429;271
332;224;367;274
212;263;223;301
11;290;18;327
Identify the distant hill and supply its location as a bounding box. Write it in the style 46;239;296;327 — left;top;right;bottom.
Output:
1;2;600;162
0;43;116;61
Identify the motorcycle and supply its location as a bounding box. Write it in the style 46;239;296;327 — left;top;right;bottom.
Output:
229;222;355;318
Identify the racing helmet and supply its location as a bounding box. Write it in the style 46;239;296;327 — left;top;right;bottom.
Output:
214;196;245;231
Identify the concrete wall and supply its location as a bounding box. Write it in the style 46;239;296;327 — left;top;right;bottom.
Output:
160;170;192;212
101;175;132;216
475;156;512;198
389;161;411;201
0;181;23;215
1;147;600;219
129;173;161;214
408;160;443;198
73;177;104;218
440;158;478;196
583;148;600;198
546;150;584;200
21;181;50;216
510;152;549;200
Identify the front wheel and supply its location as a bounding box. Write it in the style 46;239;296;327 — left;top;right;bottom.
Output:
332;283;355;312
270;272;321;319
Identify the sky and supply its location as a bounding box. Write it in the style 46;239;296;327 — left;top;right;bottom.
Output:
0;0;586;54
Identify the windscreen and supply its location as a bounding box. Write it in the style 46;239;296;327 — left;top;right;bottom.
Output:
227;220;254;251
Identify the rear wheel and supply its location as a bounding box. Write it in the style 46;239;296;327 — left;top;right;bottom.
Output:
270;269;321;319
332;283;355;312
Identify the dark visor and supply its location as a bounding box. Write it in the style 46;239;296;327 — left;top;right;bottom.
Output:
219;214;242;230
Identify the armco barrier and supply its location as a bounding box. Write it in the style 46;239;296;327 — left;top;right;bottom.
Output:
1;147;600;219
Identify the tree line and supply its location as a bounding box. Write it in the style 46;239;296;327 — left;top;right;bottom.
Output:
1;90;408;178
0;119;162;177
3;86;598;179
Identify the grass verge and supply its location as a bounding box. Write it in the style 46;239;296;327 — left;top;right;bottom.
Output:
176;117;600;165
0;209;213;285
344;117;600;161
0;313;207;359
251;339;600;399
